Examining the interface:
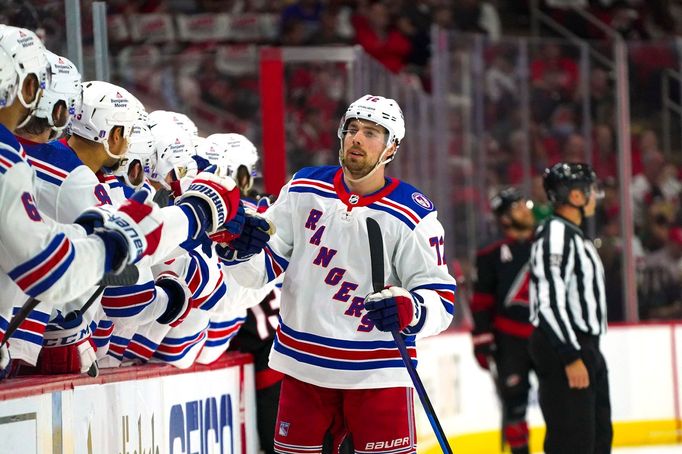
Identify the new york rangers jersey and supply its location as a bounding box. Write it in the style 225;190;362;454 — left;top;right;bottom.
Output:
234;166;456;389
21;138;112;223
0;125;110;338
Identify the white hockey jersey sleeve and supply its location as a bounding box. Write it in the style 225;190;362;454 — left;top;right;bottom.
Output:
56;166;108;222
392;211;456;339
228;182;294;288
0;145;106;304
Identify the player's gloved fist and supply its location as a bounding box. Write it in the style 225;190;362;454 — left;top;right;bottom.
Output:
37;310;98;376
215;212;273;265
155;272;193;327
472;332;495;370
364;286;422;333
176;167;241;238
0;343;11;380
208;202;246;245
76;190;163;274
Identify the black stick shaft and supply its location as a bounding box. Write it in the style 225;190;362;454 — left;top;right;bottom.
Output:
0;265;139;346
365;217;453;453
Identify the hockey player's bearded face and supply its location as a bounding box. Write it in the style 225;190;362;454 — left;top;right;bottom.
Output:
508;199;535;230
341;119;389;178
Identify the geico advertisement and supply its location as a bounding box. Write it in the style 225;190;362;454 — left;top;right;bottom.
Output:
68;364;257;454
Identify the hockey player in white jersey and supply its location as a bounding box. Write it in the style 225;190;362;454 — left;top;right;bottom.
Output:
100;120;195;366
226;95;456;453
8;50;83;366
8;61;243;375
207;133;285;453
122;123;240;368
195;133;276;365
0;26;180;377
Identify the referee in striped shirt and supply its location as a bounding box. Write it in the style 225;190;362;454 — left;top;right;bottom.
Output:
529;162;612;454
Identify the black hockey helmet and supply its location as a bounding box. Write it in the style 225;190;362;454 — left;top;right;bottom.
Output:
543;162;597;204
490;187;523;217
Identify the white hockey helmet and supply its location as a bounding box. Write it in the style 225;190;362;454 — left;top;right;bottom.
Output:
150;123;196;189
0;26;49;127
70;81;138;159
0;45;19;109
194;136;226;163
337;94;405;149
113;119;154;189
148;110;198;137
208;133;259;190
34;51;82;135
130;95;148;122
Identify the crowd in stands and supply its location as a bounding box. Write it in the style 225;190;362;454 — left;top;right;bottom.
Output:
4;0;682;322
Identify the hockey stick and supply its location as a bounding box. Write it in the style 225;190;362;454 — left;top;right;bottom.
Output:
366;217;453;454
79;265;140;315
0;265;140;348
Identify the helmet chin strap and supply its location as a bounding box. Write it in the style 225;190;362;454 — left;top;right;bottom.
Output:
338;140;396;185
15;85;44;130
102;131;129;165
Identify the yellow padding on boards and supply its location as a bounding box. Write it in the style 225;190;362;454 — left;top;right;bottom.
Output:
417;420;681;453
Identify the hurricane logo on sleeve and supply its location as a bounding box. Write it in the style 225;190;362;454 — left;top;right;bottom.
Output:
278;421;290;437
412;192;433;210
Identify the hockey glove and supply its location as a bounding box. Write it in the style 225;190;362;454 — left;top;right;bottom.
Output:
176;169;241;238
214;213;273;264
472;332;495;370
155;272;193;327
364;287;423;333
0;343;10;380
76;190;164;274
36;311;98;376
208;202;246;245
192;154;211;172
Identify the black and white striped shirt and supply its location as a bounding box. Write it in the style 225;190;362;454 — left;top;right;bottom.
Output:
529;215;607;364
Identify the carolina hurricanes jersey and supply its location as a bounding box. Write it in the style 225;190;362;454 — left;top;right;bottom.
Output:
0;125;109;339
233;166;456;389
471;237;534;339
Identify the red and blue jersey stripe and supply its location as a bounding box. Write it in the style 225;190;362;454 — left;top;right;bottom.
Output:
107;334;131;361
204;316;246;348
101;281;156;318
26;155;68;186
153;327;208;363
8;233;75;298
0;315;8;341
124;333;158;361
192;272;226;312
0;133;25;175
263;245;288;281
186;251;210;298
91;319;114;350
273;320;418;371
12;308;50;346
412;283;456;315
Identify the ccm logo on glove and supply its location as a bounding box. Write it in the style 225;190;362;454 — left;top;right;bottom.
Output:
43;327;90;347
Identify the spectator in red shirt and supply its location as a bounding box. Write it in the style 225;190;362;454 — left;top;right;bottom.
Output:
530;43;579;99
351;0;412;73
592;123;617;180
